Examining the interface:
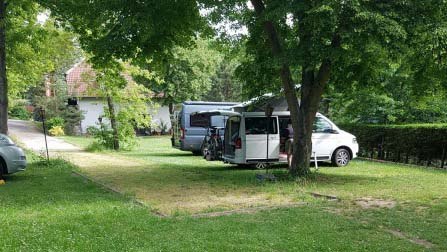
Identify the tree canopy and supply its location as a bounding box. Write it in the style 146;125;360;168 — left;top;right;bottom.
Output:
38;0;206;66
201;0;447;176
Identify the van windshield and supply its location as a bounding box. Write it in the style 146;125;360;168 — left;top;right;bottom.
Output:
245;117;277;135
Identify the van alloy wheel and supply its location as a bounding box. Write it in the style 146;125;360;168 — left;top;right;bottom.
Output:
332;148;350;167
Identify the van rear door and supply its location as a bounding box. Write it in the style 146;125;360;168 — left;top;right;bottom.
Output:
224;116;242;159
244;116;280;162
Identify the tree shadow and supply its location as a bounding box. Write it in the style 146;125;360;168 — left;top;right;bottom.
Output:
0;162;130;210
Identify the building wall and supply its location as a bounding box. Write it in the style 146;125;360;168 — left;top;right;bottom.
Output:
78;98;171;134
150;105;172;132
78;98;105;134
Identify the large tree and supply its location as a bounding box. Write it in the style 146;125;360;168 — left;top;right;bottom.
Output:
203;0;444;176
133;38;222;113
0;1;77;134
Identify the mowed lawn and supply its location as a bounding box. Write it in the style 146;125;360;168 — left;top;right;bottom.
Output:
1;136;444;251
61;136;447;208
0;154;439;251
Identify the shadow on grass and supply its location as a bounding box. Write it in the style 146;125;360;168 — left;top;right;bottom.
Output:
131;152;194;158
0;160;128;210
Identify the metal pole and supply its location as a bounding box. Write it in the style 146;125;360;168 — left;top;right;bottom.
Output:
266;118;269;162
41;109;49;162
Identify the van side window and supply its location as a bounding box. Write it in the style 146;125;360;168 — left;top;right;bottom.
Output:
230;117;241;141
313;117;332;133
245;117;278;135
190;114;209;127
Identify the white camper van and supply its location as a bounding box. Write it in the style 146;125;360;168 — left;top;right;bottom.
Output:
200;110;358;167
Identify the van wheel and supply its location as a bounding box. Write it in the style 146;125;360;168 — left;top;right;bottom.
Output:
200;143;208;159
331;148;351;167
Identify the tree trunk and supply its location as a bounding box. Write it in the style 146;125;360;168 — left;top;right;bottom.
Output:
0;0;7;135
250;0;335;177
106;95;119;150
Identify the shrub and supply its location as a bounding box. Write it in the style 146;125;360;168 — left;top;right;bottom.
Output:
86;141;106;152
49;126;65;136
9;106;31;120
339;123;447;168
46;117;65;130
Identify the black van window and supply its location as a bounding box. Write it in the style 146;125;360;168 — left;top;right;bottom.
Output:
230;117;241;141
313;117;332;133
245;117;278;135
190;114;209;127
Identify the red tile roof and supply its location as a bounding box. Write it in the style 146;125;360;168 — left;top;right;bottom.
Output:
65;61;98;97
65;61;165;98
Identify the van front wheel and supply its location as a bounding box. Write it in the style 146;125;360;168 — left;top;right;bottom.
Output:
331;148;351;167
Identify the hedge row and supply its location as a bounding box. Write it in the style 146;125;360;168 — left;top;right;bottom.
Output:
339;124;447;168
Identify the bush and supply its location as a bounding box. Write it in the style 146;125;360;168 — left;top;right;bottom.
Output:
86;141;106;152
339;123;447;167
49;126;65;136
9;106;31;120
47;117;65;130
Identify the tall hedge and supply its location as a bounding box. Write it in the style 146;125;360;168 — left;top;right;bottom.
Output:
339;124;447;168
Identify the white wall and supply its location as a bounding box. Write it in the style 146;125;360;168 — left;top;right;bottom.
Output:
78;98;171;134
78;98;105;134
150;105;172;132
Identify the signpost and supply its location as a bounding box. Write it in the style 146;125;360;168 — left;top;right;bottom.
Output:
40;108;49;163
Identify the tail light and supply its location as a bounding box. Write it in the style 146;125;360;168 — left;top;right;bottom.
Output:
180;128;185;139
235;137;242;149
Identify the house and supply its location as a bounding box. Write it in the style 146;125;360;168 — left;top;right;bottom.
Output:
65;61;171;134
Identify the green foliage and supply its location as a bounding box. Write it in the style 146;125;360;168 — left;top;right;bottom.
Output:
33;80;84;135
48;125;65;136
8;101;31;120
38;0;206;65
155;120;169;135
62;106;83;136
135;38;223;107
203;58;243;102
7;5;81;99
93;62;151;150
340;123;447;167
87;125;115;150
46;117;65;130
87;123;137;151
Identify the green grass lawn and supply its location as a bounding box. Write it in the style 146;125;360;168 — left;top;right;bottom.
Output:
0;153;436;251
19;135;445;251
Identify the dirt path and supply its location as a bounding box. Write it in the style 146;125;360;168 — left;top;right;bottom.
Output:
8;120;80;153
8;120;146;194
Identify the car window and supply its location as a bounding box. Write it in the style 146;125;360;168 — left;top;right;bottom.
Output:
313;117;333;133
229;117;241;142
190;114;210;127
0;134;14;145
245;117;278;135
